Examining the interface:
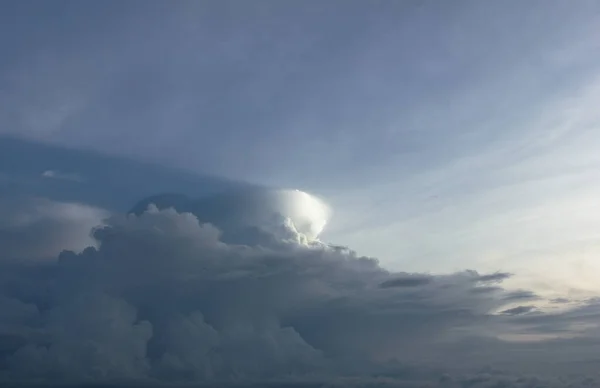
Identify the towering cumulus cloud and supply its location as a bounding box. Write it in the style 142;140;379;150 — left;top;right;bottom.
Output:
0;188;599;387
130;188;331;246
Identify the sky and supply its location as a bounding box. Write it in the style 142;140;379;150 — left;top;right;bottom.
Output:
2;0;600;386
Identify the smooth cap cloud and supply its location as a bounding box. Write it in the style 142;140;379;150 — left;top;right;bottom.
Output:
131;187;331;245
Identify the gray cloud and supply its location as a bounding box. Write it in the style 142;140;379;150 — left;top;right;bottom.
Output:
502;290;540;302
0;196;599;385
473;272;512;283
499;306;536;316
0;197;108;262
379;274;432;288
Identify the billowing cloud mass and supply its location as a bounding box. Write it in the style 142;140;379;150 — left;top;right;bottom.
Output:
131;188;331;245
0;197;108;262
0;189;600;387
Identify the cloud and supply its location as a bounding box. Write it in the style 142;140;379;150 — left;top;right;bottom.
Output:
499;306;536;316
379;274;432;288
130;188;331;244
473;272;512;283
0;196;599;385
0;197;108;262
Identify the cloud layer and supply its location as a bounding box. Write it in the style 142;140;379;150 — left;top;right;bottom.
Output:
0;193;599;386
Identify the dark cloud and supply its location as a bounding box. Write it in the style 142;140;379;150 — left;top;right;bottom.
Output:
472;272;512;283
1;373;598;387
379;275;432;288
499;306;536;316
502;290;539;302
0;196;599;385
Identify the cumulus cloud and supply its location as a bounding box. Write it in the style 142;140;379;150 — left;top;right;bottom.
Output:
131;188;331;245
0;197;108;262
0;191;599;386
